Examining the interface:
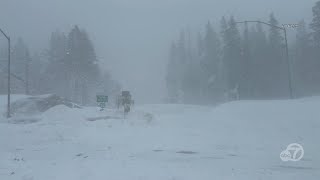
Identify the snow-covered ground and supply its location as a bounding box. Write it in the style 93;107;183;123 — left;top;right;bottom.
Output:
0;95;319;180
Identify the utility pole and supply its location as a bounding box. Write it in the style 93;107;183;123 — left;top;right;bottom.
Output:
0;28;11;118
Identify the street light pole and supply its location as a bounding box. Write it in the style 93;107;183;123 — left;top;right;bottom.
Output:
235;21;293;99
283;28;293;99
0;28;11;118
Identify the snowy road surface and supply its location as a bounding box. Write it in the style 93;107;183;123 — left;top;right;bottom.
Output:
0;95;319;180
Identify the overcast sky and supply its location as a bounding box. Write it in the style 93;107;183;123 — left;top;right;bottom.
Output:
0;0;318;103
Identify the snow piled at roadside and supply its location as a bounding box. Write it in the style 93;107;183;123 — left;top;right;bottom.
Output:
0;95;319;180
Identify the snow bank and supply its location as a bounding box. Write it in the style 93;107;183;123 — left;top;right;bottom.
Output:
0;96;319;180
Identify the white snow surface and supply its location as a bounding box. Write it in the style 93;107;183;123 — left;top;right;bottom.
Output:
0;95;319;180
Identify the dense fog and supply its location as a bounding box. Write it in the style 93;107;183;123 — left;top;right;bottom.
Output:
0;0;319;104
1;1;320;179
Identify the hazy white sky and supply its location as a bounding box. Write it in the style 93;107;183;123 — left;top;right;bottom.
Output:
0;0;317;103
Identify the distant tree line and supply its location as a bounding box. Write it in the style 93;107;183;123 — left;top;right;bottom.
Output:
166;1;320;105
0;25;121;105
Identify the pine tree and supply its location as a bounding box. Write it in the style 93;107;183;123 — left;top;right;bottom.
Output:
45;30;68;97
197;32;204;57
221;16;242;100
309;1;320;94
310;1;320;48
200;21;222;103
239;22;252;98
220;16;229;99
11;38;30;94
29;52;44;95
267;13;287;98
166;42;180;103
176;30;187;102
66;26;100;105
250;22;268;98
294;20;314;96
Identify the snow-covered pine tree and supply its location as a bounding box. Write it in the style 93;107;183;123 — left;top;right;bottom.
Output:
267;13;288;98
200;21;222;103
45;30;68;97
311;1;320;48
11;38;30;94
66;25;100;105
221;16;242;100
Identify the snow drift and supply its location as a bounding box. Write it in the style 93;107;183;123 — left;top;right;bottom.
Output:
0;95;319;180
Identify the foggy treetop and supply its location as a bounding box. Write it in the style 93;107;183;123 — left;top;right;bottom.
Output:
0;0;318;103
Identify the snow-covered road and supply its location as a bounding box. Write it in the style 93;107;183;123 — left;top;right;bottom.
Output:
0;96;319;180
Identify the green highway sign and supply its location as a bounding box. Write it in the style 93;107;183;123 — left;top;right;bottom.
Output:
96;95;108;103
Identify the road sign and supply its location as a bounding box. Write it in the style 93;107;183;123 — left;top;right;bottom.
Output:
96;95;108;111
96;95;108;103
98;102;106;108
